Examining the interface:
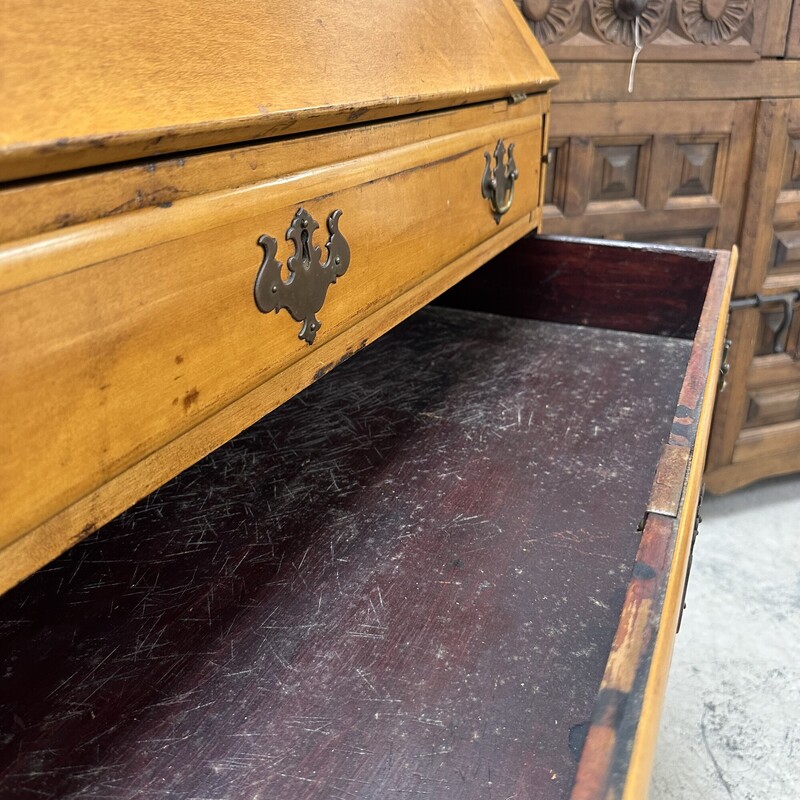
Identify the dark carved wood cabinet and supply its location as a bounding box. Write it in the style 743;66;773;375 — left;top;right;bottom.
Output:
519;0;800;493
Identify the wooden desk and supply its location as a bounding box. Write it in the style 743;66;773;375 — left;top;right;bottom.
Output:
0;1;733;796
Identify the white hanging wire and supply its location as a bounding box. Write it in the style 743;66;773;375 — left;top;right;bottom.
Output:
628;16;643;94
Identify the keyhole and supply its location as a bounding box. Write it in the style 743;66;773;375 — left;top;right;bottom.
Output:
300;228;311;265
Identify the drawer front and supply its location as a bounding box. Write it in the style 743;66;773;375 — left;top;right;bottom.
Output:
0;97;546;582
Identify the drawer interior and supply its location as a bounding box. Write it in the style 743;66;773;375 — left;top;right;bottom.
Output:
437;234;717;339
0;237;723;799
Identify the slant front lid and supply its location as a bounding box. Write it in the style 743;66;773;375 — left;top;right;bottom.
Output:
0;0;558;182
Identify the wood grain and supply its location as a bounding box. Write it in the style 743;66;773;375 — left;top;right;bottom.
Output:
621;247;737;799
704;448;800;494
0;0;557;181
0;98;545;246
762;0;797;56
525;0;789;62
550;61;800;103
0;209;541;597
542;100;755;253
0;101;545;590
787;0;800;58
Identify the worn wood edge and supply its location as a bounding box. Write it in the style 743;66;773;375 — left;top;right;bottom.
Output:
0;80;559;185
568;248;736;800
502;0;561;86
620;247;737;800
0;96;548;246
0;112;543;295
615;467;703;800
0;210;539;596
568;512;677;800
669;249;737;448
533;234;717;263
550;61;800;103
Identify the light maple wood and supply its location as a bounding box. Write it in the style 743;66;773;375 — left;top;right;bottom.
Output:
0;100;536;246
0;98;546;593
0;0;557;181
0;211;540;597
622;249;737;800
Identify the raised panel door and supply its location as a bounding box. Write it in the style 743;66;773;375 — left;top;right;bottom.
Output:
706;99;800;492
542;100;754;249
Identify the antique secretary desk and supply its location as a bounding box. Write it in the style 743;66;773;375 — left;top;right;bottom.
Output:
0;2;734;798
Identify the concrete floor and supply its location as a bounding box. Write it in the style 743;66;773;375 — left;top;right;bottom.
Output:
650;474;800;799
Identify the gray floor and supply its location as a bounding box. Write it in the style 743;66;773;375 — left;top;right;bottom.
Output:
650;474;800;799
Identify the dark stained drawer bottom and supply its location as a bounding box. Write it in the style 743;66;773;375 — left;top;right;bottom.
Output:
0;304;695;800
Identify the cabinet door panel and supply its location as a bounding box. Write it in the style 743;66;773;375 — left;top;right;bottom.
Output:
543;100;754;251
706;99;800;492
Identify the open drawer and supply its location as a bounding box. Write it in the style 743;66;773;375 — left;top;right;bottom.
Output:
0;236;735;799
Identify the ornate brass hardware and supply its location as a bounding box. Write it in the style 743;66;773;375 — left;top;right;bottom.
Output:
254;208;350;345
481;139;518;224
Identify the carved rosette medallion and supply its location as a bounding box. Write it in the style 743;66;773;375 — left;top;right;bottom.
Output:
590;0;669;45
515;0;582;46
676;0;754;45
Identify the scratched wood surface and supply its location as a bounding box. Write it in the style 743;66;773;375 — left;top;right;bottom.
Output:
0;306;693;800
